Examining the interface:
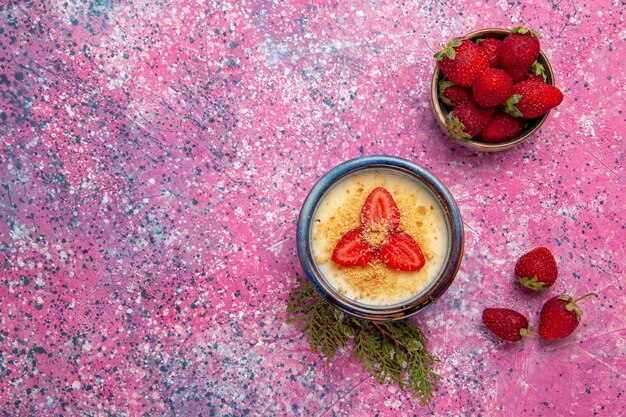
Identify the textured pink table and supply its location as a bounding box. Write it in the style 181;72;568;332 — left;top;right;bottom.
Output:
1;1;624;416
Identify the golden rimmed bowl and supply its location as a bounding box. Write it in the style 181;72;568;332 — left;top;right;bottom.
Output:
431;28;556;152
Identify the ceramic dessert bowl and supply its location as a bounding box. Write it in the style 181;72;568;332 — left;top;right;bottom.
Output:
297;155;464;321
431;28;556;152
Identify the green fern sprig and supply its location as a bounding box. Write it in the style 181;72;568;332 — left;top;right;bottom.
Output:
286;278;440;405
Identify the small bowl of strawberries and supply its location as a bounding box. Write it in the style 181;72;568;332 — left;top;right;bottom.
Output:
431;27;564;151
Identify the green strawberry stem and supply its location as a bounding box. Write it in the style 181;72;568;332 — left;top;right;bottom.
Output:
511;26;543;39
562;292;599;318
520;328;538;339
434;38;463;61
572;292;599;305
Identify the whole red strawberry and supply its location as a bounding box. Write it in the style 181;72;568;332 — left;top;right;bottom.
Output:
504;80;564;119
435;39;489;87
439;81;472;108
476;37;502;68
538;293;599;340
445;100;495;139
472;68;514;107
477;111;524;143
499;27;542;82
515;247;558;291
482;308;531;342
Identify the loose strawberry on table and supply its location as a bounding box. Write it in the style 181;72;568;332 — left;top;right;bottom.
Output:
538;293;599;340
482;308;532;342
515;247;558;291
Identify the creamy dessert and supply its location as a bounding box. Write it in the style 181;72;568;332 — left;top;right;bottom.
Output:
311;169;449;306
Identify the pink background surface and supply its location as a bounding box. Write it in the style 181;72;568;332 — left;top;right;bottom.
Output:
1;1;625;416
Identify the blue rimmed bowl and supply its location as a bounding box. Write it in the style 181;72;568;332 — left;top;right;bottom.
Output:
297;155;464;321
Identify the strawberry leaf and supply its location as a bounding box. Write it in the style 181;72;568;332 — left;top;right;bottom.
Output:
511;26;542;39
438;80;455;106
517;276;548;291
503;94;523;118
530;61;548;82
445;113;472;141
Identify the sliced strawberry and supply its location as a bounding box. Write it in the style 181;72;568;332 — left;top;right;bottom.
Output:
361;187;401;232
331;228;376;267
379;232;425;272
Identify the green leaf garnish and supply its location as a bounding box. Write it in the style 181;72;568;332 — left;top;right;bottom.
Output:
286;278;441;405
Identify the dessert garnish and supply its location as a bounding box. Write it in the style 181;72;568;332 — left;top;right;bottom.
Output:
331;187;425;271
286;278;440;405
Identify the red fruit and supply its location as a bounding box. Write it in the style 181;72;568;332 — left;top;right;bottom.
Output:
477;111;524;143
515;247;558;291
472;68;514;107
482;308;531;342
504;80;564;119
476;37;502;68
379;231;425;272
361;187;401;232
332;228;376;267
435;39;489;87
445;100;495;139
499;26;542;82
538;293;599;340
438;81;472;108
